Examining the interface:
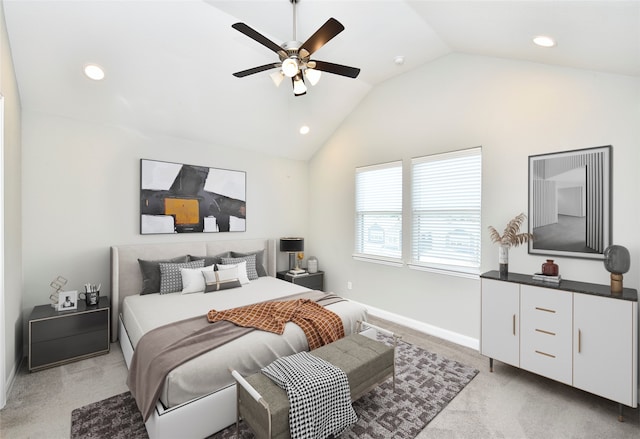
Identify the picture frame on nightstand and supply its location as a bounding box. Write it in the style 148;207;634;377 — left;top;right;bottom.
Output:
57;290;78;311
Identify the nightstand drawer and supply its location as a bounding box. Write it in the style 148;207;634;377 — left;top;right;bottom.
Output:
30;329;109;369
31;310;108;343
277;271;324;291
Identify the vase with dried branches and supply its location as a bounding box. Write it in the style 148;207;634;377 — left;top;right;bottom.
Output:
488;212;533;278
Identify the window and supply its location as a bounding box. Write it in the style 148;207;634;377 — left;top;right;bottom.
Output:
354;161;402;264
410;147;481;275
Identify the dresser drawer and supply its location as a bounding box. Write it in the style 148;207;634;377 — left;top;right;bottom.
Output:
520;285;572;384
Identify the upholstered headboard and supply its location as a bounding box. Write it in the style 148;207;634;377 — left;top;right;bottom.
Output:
110;238;276;341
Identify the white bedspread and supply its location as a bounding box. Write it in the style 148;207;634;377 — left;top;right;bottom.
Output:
121;277;368;408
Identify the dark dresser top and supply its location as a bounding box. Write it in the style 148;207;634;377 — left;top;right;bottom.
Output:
481;271;638;302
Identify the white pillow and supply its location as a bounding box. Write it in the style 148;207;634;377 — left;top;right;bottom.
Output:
217;260;250;284
180;264;215;294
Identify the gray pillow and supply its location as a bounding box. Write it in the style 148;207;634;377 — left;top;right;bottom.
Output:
231;249;267;277
158;260;205;294
189;251;231;267
138;256;189;295
221;254;258;280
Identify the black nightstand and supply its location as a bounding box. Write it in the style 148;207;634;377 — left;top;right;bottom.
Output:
28;296;110;371
277;271;324;291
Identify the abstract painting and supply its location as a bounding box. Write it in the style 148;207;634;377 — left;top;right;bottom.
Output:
140;159;246;234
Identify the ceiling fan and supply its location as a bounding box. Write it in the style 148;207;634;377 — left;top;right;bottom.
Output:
232;0;360;96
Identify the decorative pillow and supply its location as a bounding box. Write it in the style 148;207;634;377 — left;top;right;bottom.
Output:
231;250;267;277
217;261;250;284
203;268;242;293
158;260;205;294
189;252;231;267
221;255;258;280
181;264;215;294
138;255;189;295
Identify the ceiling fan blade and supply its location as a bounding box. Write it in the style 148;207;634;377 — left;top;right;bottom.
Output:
299;18;344;57
310;60;360;79
233;63;281;78
232;23;287;58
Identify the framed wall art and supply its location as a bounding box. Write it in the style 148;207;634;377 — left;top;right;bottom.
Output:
140;159;246;234
528;145;611;260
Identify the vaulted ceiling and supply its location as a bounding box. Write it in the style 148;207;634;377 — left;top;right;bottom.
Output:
4;1;639;160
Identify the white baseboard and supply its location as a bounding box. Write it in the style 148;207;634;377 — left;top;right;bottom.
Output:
3;355;21;408
355;300;480;351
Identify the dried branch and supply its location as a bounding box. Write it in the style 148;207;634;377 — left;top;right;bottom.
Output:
488;212;533;247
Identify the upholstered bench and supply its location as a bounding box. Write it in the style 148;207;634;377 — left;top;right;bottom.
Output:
231;322;398;439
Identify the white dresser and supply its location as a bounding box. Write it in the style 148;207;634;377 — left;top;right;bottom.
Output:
480;271;638;420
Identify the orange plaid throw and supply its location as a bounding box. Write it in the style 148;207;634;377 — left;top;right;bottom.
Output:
207;298;345;350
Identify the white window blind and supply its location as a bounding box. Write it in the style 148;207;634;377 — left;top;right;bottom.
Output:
354;161;402;262
411;147;481;274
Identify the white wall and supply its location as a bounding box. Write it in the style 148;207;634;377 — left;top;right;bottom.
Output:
309;53;640;343
20;112;309;348
1;0;23;404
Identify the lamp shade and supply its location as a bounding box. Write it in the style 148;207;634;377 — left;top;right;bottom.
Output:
292;74;307;96
280;237;304;253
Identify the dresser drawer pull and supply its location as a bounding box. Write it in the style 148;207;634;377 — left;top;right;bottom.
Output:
535;307;556;313
513;314;516;336
535;350;556;358
578;329;581;353
535;328;556;336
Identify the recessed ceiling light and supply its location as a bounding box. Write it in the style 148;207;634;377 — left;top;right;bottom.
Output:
299;125;310;135
533;36;556;48
84;64;105;80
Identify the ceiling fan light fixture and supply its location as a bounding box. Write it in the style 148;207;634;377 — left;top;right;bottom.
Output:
282;58;299;77
292;74;307;96
270;71;285;87
305;68;321;86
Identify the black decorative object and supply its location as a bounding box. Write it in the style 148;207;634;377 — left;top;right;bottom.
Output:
604;245;630;294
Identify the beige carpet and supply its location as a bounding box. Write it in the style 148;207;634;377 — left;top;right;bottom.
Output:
1;316;638;438
70;334;479;438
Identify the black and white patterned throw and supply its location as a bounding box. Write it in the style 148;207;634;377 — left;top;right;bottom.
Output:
261;352;357;439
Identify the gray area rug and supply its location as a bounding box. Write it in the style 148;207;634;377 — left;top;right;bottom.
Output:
71;335;478;439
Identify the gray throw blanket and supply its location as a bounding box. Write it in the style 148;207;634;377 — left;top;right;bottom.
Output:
126;291;345;422
262;351;357;439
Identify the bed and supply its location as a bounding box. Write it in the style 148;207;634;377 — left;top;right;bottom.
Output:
111;238;368;439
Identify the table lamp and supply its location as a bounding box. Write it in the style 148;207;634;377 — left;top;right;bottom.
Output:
603;245;630;294
280;237;305;275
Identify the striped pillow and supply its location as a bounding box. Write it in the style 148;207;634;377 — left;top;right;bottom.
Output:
203;267;242;292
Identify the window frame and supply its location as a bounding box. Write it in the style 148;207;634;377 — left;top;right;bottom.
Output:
408;147;482;277
353;160;404;266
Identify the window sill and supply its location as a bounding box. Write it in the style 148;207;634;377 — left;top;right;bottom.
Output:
352;254;404;267
407;262;480;280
